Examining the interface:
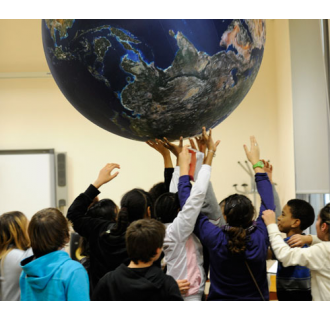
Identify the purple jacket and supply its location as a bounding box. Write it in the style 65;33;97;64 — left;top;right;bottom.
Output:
184;173;274;301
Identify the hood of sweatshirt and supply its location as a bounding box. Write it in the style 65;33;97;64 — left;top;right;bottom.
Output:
20;250;71;290
109;264;166;299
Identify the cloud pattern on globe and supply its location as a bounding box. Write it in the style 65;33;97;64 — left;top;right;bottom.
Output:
42;19;266;141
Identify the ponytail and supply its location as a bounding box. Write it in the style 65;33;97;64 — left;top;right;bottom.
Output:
227;227;247;254
221;194;255;255
110;208;130;236
107;188;151;236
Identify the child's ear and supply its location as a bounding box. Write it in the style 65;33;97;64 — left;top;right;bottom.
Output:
321;222;328;232
147;206;151;218
292;219;301;229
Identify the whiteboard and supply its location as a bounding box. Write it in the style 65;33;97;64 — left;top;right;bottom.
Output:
0;150;56;221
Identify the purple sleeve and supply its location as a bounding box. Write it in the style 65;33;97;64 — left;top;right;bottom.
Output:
255;173;275;221
194;213;223;248
178;175;192;209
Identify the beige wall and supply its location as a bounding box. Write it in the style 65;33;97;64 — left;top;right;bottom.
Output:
273;19;296;205
0;19;295;213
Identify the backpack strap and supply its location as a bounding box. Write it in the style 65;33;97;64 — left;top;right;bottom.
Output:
245;260;265;301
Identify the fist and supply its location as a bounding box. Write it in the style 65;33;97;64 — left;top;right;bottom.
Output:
262;209;276;226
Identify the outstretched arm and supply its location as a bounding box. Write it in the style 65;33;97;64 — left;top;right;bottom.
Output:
190;135;225;226
67;163;120;238
92;163;120;189
146;139;174;191
146;139;173;169
243;136;275;218
163;136;183;166
177;128;220;208
262;159;281;219
170;128;220;243
161;137;183;194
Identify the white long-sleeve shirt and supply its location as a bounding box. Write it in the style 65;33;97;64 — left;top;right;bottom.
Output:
1;248;33;301
164;164;211;299
267;224;330;301
170;152;225;227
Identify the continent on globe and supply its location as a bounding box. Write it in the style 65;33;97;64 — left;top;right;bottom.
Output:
45;19;75;43
42;19;266;141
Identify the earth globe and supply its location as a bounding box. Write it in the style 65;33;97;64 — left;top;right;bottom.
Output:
42;19;266;141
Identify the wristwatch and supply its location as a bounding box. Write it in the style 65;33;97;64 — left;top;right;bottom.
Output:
253;160;264;169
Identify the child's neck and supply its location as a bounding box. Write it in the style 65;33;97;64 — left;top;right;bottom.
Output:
287;229;302;237
128;260;153;268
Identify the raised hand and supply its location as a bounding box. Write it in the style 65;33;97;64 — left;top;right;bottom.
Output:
189;135;206;155
262;209;276;226
195;135;207;154
262;159;273;183
93;163;120;189
189;138;198;151
243;136;260;166
202;127;220;152
178;145;191;176
202;127;220;166
146;139;173;168
146;139;170;157
163;136;183;158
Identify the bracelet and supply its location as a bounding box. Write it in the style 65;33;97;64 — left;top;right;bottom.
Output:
208;150;216;157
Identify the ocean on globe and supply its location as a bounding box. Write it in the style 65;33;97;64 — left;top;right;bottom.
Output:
42;19;266;141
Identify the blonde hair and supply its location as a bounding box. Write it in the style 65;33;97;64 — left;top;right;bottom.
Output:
0;211;30;261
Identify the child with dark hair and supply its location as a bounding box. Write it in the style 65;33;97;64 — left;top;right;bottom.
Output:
270;199;315;300
149;182;168;204
67;163;153;293
77;198;118;272
19;208;89;301
220;193;256;254
193;136;275;301
92;219;183;301
88;198;118;221
263;203;330;301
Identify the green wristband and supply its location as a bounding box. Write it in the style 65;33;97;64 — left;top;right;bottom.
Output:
253;160;264;169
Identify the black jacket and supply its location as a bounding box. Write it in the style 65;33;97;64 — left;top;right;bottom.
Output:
67;184;129;293
92;264;183;301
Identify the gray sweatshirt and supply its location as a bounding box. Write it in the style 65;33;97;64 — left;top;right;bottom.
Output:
0;248;33;301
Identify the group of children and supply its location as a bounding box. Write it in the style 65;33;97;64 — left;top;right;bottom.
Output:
0;127;330;301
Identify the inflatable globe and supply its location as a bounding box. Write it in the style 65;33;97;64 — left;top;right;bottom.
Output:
42;19;266;141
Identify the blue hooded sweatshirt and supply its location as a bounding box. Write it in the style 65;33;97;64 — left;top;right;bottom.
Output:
20;250;90;301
